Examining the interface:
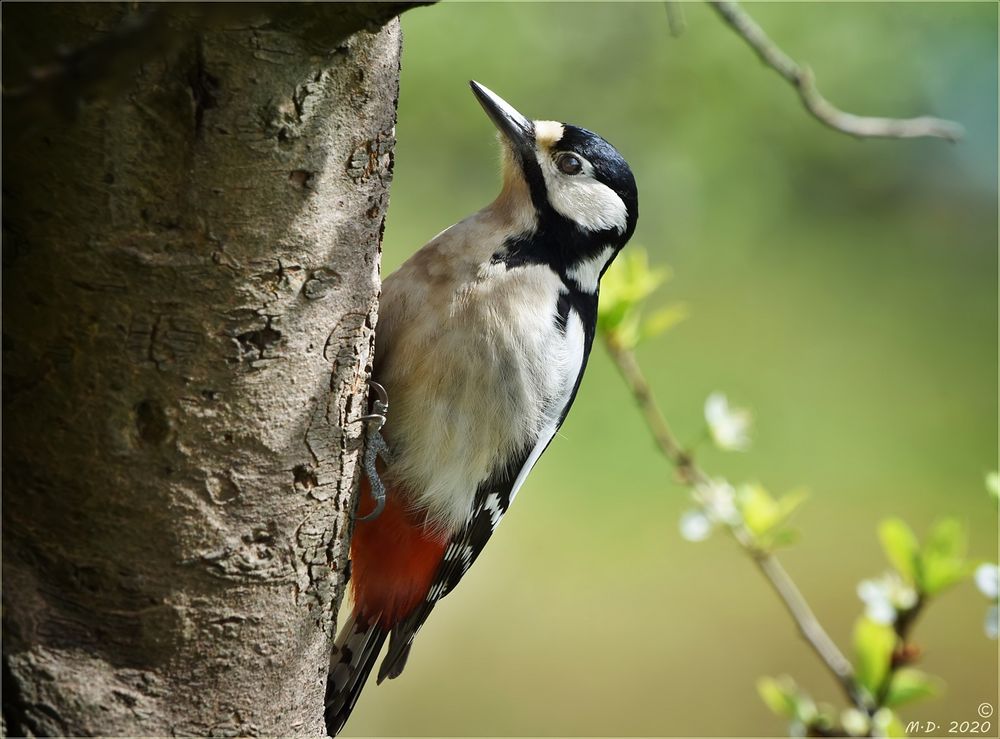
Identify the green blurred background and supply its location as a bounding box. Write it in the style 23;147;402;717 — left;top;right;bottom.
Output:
345;3;998;735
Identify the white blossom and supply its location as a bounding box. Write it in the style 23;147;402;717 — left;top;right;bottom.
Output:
679;509;712;542
842;708;870;737
857;572;918;625
680;479;742;542
695;478;741;525
704;392;752;451
975;563;998;599
857;581;896;625
975;563;999;639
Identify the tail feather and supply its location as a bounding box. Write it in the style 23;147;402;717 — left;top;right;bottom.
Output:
377;631;414;684
325;613;387;736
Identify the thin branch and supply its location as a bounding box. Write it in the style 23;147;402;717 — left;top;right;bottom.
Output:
603;337;705;487
751;551;869;710
707;0;965;142
602;335;871;712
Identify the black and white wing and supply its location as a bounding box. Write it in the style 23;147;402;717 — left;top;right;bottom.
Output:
375;436;544;683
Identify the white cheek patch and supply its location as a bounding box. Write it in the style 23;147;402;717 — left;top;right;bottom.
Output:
536;146;628;234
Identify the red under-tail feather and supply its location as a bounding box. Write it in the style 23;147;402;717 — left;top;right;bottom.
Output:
325;479;447;735
350;479;447;629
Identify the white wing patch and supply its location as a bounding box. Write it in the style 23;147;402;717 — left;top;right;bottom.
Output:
484;492;503;529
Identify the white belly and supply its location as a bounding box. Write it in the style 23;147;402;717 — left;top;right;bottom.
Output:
376;263;584;534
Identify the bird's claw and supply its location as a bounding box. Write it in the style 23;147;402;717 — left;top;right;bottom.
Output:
357;381;393;521
358;380;389;432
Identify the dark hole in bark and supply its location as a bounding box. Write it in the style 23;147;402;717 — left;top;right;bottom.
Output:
236;325;282;360
288;169;314;189
135;399;169;446
293;464;318;490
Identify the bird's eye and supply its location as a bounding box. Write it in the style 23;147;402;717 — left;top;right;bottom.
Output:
557;153;583;176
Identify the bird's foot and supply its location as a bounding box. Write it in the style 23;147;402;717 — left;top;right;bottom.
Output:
357;381;394;521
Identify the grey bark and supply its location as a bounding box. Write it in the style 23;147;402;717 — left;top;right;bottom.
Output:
2;4;407;735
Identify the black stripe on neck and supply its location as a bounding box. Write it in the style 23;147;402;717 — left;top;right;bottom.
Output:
492;218;622;292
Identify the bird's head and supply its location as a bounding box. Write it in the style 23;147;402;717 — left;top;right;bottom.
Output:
471;81;638;292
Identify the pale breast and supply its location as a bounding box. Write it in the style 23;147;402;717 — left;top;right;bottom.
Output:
376;254;582;534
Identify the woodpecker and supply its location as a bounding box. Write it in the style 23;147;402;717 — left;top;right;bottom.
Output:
325;81;638;735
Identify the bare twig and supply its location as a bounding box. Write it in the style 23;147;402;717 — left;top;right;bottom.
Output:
707;0;965;142
602;335;871;712
603;337;705;486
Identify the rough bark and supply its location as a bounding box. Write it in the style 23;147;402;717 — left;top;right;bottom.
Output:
2;4;405;735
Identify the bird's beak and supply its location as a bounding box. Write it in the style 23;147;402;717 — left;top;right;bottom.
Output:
470;81;534;157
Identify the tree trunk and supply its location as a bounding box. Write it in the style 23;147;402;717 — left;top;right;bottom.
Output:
2;5;405;734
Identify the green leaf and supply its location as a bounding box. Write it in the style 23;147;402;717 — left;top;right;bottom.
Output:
756;676;818;725
987;471;999;501
920;518;971;595
738;484;781;538
598;249;681;349
613;312;643;350
853;617;897;696
777;488;809;520
598;249;667;319
597;301;630;334
926;518;966;559
884;668;939;708
879;518;921;585
739;485;808;547
921;557;973;596
640;304;688;340
757;676;797;718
